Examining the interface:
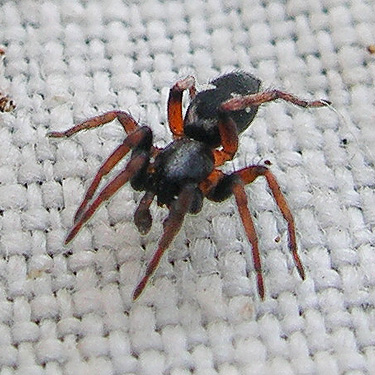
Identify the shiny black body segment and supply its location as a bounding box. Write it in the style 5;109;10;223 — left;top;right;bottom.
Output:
184;71;261;147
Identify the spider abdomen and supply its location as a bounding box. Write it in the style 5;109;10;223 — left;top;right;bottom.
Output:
184;71;261;147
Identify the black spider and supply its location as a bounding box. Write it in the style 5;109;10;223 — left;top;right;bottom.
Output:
49;71;329;300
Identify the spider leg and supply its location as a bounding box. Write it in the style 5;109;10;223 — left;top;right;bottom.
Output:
235;165;305;281
212;109;239;167
199;169;225;196
202;164;304;298
134;191;155;235
221;90;331;112
65;152;149;244
232;181;265;298
48;110;139;138
212;88;329;168
167;76;196;138
201;170;265;297
133;183;195;300
73;126;152;222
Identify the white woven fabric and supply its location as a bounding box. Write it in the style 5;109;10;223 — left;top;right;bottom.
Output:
0;0;375;374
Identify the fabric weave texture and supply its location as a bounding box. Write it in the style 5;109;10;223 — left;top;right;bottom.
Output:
0;1;374;374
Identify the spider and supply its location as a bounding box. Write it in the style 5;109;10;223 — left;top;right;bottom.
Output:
48;71;329;300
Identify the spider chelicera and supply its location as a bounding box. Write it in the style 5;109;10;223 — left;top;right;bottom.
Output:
49;71;329;300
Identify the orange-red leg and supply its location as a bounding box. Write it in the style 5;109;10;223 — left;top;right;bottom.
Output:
65;153;149;244
167;76;196;138
221;89;330;112
48;110;139;138
212;110;239;167
232;181;265;298
199;169;225;196
133;183;195;300
202;164;304;298
71;127;152;222
212;89;329;167
235;165;305;281
201;169;265;297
